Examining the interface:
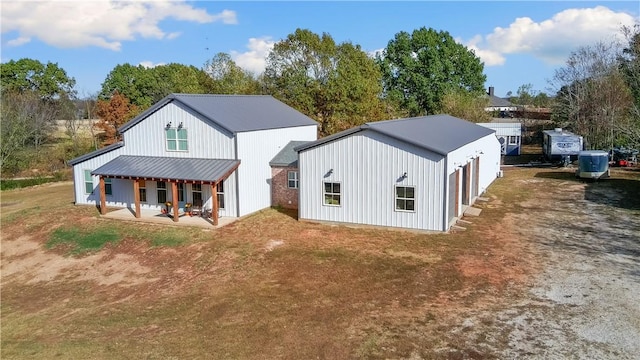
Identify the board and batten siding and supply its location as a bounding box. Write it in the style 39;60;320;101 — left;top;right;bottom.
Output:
71;101;239;216
298;130;446;231
235;125;317;216
122;102;236;158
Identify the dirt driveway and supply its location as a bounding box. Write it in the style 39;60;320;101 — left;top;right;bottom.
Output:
448;169;640;359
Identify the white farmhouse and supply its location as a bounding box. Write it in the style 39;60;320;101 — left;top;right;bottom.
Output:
69;94;318;225
295;115;501;232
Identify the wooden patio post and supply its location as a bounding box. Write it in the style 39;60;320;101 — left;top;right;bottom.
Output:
475;157;480;197
171;181;179;222
99;176;107;215
133;179;141;218
211;183;219;226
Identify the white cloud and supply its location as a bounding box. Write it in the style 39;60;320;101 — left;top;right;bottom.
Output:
0;1;237;51
230;37;275;74
139;61;166;69
7;36;30;47
368;48;385;59
467;6;636;66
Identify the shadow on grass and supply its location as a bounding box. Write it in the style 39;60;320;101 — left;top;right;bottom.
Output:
533;170;578;181
271;206;298;220
502;153;544;166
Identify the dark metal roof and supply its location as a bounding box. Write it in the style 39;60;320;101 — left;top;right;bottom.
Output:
296;115;495;156
119;94;318;134
269;141;309;167
68;142;124;166
486;95;514;108
92;156;240;183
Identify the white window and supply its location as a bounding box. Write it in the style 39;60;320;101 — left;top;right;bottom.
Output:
217;182;225;209
104;178;113;196
83;170;93;194
508;136;519;145
166;127;188;151
323;182;341;206
395;186;415;212
287;171;299;189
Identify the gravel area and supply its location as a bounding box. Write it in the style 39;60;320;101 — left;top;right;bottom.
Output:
454;175;640;359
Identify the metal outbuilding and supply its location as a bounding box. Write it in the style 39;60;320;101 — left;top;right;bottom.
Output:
478;121;522;155
295;115;501;232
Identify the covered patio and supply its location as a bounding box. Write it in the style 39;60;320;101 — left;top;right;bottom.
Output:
101;208;238;229
92;156;240;227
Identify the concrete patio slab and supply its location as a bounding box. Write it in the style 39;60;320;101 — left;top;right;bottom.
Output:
101;208;238;229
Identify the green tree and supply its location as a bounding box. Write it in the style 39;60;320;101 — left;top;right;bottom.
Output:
0;58;76;99
204;53;261;94
99;64;155;108
264;28;388;135
377;27;486;116
440;89;491;123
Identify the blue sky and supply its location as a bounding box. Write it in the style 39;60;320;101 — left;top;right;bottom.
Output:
2;1;638;98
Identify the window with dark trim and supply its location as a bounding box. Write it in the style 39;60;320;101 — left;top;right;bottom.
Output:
166;128;188;151
83;170;93;194
177;183;185;202
287;171;299;189
395;186;415;211
104;178;113;196
139;180;147;202
323;182;341;206
192;183;202;204
157;182;167;204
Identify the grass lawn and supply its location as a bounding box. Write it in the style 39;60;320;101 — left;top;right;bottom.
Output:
1;164;639;359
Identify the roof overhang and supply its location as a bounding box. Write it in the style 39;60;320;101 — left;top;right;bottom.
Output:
92;155;240;184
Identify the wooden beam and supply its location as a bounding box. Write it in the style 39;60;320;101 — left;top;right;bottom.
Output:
171;181;179;222
133;179;141;218
99;176;107;215
211;183;219;226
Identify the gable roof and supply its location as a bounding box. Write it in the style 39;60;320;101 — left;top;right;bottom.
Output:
269;141;309;167
486;94;514;108
68;142;124;166
119;94;317;134
92;155;240;184
296;114;495;156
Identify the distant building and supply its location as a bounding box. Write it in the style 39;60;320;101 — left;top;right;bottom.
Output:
478;120;522;156
483;87;517;115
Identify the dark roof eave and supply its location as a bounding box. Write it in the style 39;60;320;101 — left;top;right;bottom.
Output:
68;142;124;165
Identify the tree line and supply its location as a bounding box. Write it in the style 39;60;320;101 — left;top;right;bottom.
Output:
2;25;639;175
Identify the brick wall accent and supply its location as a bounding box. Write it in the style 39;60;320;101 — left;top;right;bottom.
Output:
271;166;299;209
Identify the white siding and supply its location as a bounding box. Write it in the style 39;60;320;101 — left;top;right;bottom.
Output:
71;101;239;216
72;147;127;206
298;130;446;231
235;125;317;216
445;133;501;226
478;122;521;137
122;102;235;158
